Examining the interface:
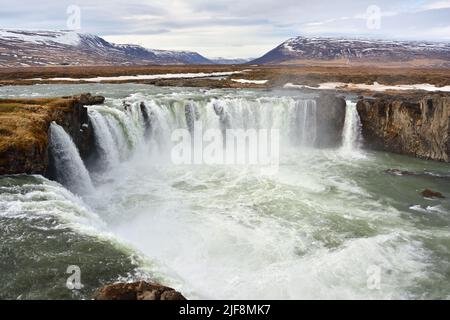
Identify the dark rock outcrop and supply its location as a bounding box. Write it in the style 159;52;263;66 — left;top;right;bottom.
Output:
93;281;186;300
0;93;104;175
140;102;153;139
421;189;445;199
357;93;449;162
384;168;415;176
315;94;347;147
58;93;102;159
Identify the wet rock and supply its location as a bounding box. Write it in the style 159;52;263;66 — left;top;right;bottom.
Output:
356;93;449;162
123;101;131;111
185;101;200;134
92;281;186;300
212;101;231;136
421;189;445;199
384;168;415;176
315;94;346;147
140;102;153;139
76;93;105;105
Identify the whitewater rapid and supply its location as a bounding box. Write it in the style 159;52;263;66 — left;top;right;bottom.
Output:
1;84;449;299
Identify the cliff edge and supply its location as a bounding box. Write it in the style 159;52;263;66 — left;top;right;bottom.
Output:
357;92;449;162
0;93;104;175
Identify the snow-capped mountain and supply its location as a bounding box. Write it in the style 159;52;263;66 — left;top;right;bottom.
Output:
251;36;450;66
0;29;213;67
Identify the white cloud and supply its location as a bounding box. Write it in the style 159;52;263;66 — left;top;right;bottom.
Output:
426;26;450;38
421;0;450;10
2;0;450;57
104;25;287;58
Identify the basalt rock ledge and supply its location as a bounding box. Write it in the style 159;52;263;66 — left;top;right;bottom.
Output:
0;93;103;175
356;92;449;162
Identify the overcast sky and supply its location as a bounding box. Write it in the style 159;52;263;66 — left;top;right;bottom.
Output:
1;0;450;58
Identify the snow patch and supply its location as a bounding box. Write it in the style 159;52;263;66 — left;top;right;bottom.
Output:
0;29;80;46
231;79;268;84
30;71;245;82
284;82;450;92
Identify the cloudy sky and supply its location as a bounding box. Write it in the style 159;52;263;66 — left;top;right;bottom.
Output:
1;0;450;58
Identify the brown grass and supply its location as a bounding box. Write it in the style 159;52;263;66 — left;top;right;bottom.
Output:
0;98;73;156
0;65;449;89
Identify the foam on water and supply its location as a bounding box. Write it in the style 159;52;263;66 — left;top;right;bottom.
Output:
49;122;94;195
1;84;449;299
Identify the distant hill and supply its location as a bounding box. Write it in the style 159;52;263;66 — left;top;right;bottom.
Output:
0;29;213;67
250;36;450;67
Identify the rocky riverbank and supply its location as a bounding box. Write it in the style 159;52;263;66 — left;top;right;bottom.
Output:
357;92;449;162
0;93;103;175
93;281;186;300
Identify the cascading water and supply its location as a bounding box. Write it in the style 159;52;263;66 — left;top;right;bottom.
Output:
88;110;120;169
292;99;317;146
48;122;94;196
90;96;321;160
2;84;448;300
341;101;362;155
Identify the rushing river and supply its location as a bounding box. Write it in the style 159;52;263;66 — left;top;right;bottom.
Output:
0;84;449;299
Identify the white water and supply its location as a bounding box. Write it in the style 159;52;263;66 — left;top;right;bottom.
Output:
0;175;104;234
49;122;94;195
88;110;120;169
341;101;362;156
10;87;446;300
296;100;317;146
74;93;433;299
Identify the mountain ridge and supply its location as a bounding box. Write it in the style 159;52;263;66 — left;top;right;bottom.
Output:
0;29;213;67
250;36;450;67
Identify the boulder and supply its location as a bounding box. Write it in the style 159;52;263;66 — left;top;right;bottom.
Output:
76;93;105;106
92;281;186;300
421;189;445;199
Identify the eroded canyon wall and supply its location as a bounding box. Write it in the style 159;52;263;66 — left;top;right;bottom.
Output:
357;93;449;162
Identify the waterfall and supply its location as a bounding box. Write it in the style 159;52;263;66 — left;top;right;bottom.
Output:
289;99;317;147
49;122;94;195
68;96;335;174
140;102;153;139
341;101;362;154
185;101;201;135
88;110;120;169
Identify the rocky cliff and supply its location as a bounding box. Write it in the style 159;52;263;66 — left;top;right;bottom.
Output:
0;93;103;175
315;94;347;147
356;93;449;162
